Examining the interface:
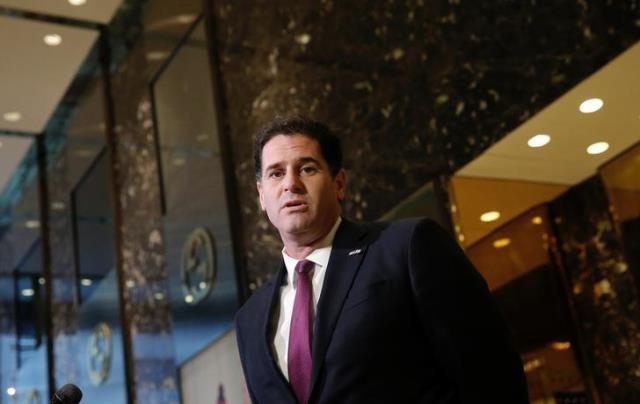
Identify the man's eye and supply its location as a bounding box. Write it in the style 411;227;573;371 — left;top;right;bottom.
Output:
268;171;284;178
301;166;318;175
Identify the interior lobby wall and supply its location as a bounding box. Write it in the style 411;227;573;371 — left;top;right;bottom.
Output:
205;0;640;288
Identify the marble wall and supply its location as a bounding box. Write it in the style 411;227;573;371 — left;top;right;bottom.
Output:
550;176;640;403
207;0;640;287
109;38;180;404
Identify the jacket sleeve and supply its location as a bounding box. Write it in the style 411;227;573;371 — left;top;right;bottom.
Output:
408;219;529;403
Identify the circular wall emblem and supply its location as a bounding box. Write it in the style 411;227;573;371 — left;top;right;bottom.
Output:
25;389;41;404
87;322;112;385
180;227;217;305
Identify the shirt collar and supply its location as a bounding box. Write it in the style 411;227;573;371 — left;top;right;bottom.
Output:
282;217;342;285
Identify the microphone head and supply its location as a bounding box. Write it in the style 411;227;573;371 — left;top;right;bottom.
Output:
52;384;82;404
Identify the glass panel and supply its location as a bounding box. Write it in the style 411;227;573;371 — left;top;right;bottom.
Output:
465;205;588;403
0;138;48;402
151;19;239;364
71;151;126;404
600;143;640;289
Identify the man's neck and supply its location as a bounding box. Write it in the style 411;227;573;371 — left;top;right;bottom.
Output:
281;217;341;260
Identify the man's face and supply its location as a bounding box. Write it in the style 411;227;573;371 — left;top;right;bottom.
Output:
257;134;346;244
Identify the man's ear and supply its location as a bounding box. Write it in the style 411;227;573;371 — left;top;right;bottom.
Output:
334;169;347;201
256;181;266;211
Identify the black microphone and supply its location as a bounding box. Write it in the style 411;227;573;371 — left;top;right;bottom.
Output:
51;384;83;404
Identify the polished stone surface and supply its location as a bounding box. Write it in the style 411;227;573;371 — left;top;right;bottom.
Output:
551;176;640;403
110;44;180;402
208;0;640;287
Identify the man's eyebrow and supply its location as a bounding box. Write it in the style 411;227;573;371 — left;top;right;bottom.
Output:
298;157;321;165
263;157;321;173
263;162;283;173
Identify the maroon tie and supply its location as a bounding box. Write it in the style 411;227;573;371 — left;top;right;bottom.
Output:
288;259;314;404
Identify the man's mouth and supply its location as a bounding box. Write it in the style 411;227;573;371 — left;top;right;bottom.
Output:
282;200;307;210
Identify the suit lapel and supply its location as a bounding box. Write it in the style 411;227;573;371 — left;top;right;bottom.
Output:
309;220;370;399
260;264;298;402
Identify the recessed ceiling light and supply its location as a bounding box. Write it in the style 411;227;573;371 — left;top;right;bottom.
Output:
493;238;511;248
480;211;501;222
184;294;194;304
587;141;610;155
51;201;66;210
551;341;571;351
3;111;21;122
176;14;195;24
25;220;40;229
531;216;543;225
21;288;35;297
68;0;87;5
44;34;62;46
7;387;16;396
579;98;603;113
80;278;93;286
527;134;551;148
146;51;168;61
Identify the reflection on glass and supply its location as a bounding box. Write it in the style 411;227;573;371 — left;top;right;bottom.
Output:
464;205;588;403
72;150;115;303
600;143;640;289
71;150;126;404
0;138;47;402
151;19;239;364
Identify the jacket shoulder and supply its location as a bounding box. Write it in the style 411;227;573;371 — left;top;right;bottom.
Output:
373;217;448;241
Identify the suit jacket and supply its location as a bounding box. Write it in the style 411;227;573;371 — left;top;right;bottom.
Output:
235;218;529;403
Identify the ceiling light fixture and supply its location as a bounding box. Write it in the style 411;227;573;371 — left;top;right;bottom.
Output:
551;341;571;350
587;141;610;155
7;387;16;396
80;278;93;287
176;14;195;24
493;238;511;248
68;0;87;5
531;216;543;225
25;220;40;229
480;211;501;222
3;111;21;122
579;98;603;113
21;288;35;297
44;34;62;46
527;134;551;148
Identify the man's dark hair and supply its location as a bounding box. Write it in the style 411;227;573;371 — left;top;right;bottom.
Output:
254;116;343;180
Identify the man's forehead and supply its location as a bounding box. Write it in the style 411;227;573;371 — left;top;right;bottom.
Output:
262;134;322;160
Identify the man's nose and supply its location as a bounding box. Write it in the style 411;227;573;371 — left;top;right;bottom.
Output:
283;170;304;193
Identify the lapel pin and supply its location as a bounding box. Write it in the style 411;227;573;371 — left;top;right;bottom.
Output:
348;249;362;256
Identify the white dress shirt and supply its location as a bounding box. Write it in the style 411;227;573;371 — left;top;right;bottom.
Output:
272;217;342;381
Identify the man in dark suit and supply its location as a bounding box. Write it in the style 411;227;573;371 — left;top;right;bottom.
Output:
235;116;529;403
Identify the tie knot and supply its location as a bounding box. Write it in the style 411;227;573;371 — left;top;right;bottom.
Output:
295;259;314;275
